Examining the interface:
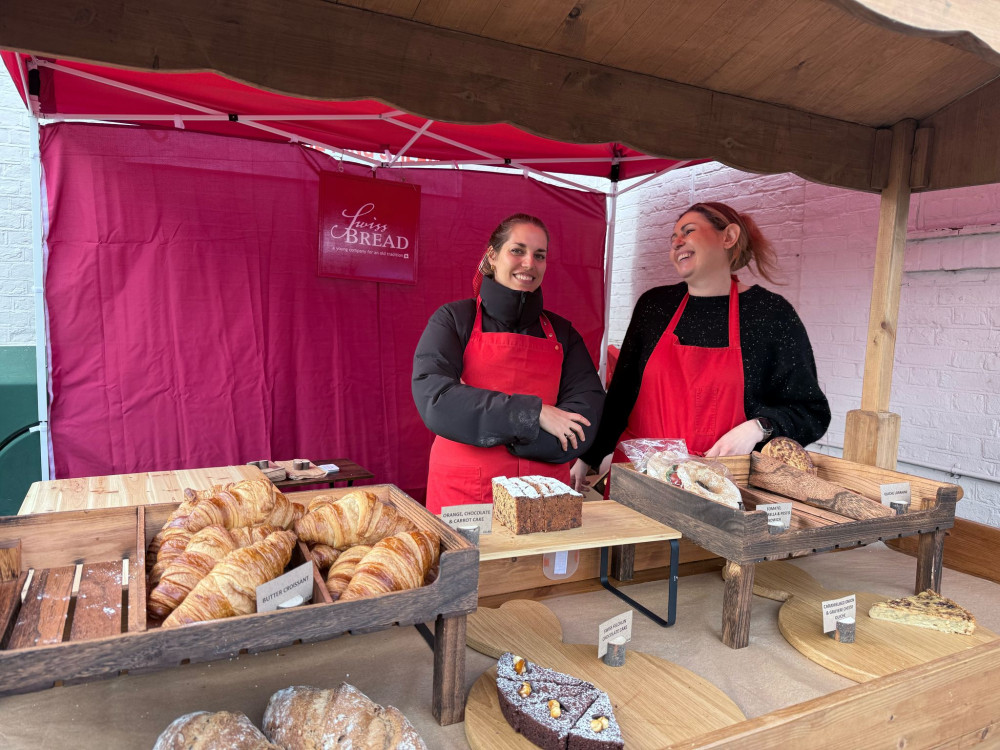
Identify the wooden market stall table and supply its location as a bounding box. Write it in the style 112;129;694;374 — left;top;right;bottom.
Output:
271;458;374;491
17;464;262;515
479;500;682;627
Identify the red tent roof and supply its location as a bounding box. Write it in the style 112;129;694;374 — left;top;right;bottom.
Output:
3;51;698;181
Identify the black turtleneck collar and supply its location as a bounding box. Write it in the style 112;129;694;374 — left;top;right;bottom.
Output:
479;275;545;331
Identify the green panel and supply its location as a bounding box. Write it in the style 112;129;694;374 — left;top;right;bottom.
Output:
0;345;42;516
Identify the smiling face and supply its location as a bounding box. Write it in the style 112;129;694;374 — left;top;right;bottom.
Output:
488;222;548;293
670;211;739;288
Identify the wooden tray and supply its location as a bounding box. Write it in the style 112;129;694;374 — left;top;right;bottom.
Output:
611;452;961;649
0;484;478;725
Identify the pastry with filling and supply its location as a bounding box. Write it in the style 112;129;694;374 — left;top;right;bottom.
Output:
492;475;583;534
868;589;976;635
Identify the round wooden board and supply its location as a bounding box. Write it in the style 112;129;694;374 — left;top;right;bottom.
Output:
465;600;745;749
753;562;998;682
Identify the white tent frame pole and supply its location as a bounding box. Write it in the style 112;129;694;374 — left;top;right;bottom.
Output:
599;183;619;382
28;112;50;480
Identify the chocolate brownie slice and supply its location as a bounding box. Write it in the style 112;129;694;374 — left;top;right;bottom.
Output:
496;676;600;750
567;692;624;749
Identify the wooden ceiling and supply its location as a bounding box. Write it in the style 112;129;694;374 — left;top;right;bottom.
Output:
2;0;999;192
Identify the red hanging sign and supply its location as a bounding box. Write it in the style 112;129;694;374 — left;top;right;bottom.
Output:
317;172;420;284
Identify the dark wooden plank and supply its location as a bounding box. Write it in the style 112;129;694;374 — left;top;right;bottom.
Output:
722;561;755;649
916;529;946;594
750;452;894;520
432;613;467;726
70;561;124;641
272;458;375;491
0;572;27;649
128;506;146;633
609;544;635;581
8;565;76;649
0;540;20;582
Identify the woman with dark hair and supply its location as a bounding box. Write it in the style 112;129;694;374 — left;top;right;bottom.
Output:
570;201;830;490
413;213;605;513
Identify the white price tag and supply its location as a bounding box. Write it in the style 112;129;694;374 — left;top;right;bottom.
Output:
319;463;340;474
598;611;633;658
441;503;494;534
553;550;569;575
257;561;314;613
880;482;911;507
758;502;793;529
821;594;856;633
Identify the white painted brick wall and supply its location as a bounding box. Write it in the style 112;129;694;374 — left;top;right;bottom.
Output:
612;163;1000;527
0;73;33;344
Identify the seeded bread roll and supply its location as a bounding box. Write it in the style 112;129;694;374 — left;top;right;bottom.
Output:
761;437;817;475
153;711;280;750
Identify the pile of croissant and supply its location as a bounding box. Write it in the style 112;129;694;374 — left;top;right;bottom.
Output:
146;481;440;626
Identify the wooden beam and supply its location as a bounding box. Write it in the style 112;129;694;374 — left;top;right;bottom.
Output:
922;74;1000;192
0;0;879;191
842;409;900;469
860;118;915;413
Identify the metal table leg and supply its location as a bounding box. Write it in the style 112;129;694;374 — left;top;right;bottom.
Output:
599;538;678;627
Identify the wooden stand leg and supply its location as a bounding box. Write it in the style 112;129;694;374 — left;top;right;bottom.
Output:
610;544;635;581
915;529;946;594
432;613;467;726
722;560;755;649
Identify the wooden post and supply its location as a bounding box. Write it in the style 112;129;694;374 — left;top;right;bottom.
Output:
721;560;755;649
432;613;467;725
916;528;946;594
843;118;916;470
610;544;635;581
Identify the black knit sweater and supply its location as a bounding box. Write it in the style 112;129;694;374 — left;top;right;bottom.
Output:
412;276;605;464
581;283;830;466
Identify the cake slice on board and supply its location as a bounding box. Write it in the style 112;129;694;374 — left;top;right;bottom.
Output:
868;590;976;635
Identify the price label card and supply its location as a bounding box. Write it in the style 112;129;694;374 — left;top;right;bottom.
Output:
257;561;314;613
441;503;494;535
597;611;633;658
758;502;793;529
319;463;341;474
553;550;569;575
821;594;856;633
880;482;911;507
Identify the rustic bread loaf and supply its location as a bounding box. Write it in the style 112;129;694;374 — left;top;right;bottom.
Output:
761;437;817;475
153;710;279;749
262;683;427;749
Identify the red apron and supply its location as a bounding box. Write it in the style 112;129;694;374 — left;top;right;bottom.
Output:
426;298;570;513
610;278;747;488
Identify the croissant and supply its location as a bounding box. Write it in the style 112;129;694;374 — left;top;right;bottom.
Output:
229;524;284;548
185;481;301;533
309;543;341;572
325;545;372;601
162;530;296;627
339;531;440;602
295;491;412;548
148;525;237;620
307;494;337;512
147;495;202;565
148;529;194;585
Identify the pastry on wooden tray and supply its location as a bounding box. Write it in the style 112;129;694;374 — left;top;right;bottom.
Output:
647;454;742;509
153;710;280;749
262;683;427;749
294;490;415;548
868;590;976;635
492;475;583;534
496;652;624;749
761;436;817;475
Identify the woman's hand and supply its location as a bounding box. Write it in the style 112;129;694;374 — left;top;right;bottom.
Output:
703;419;765;457
539;404;591;452
569;459;590;491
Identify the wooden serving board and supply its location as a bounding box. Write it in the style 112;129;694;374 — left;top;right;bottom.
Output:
465;600;745;749
18;465;263;515
745;561;998;682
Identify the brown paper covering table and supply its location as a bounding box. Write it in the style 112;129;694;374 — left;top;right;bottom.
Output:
479;500;682;626
610;452;961;649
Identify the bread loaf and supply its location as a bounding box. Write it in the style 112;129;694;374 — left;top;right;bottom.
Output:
153;710;280;749
262;684;427;750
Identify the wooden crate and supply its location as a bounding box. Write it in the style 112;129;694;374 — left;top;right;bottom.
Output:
611;452;961;649
0;484;478;724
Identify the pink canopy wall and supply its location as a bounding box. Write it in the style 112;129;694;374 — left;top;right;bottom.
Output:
41;123;607;500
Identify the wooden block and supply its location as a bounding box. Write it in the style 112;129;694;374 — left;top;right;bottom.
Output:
916;528;946;594
0;539;21;581
722;560;755;649
842;409;901;470
70;561;124;641
750;452;894;520
8;565;76;649
433;613;467;726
